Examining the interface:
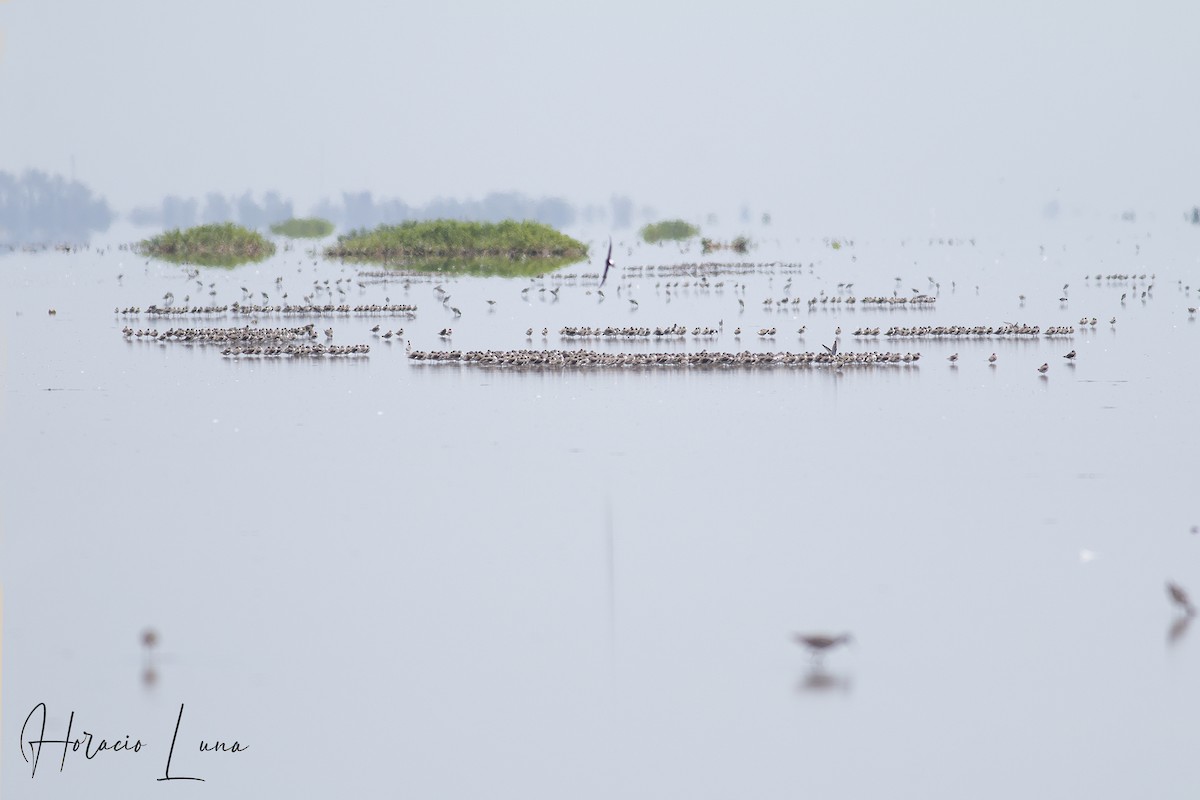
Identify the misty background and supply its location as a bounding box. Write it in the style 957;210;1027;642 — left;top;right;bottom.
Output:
2;0;1199;242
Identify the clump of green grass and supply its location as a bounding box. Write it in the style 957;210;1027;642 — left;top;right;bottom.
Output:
270;217;334;238
325;219;586;261
138;222;275;266
640;219;700;243
700;235;750;254
369;254;585;277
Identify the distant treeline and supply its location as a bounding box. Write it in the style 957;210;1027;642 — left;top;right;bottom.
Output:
130;191;641;232
0;169;658;246
130;191;294;231
0;170;115;245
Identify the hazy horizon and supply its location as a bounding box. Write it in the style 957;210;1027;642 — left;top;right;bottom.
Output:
3;1;1199;235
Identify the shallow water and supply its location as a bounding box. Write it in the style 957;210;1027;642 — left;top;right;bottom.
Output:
2;225;1199;798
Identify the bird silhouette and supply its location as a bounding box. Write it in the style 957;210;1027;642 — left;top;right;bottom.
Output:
600;238;614;288
1167;581;1196;616
794;633;852;662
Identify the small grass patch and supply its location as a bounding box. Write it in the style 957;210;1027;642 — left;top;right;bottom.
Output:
138;222;275;266
360;254;585;277
640;219;700;243
270;217;334;238
325;219;587;262
701;236;750;254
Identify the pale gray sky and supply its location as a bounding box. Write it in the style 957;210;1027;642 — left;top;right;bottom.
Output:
2;0;1198;230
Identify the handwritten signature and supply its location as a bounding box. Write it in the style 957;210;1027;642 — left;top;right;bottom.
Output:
20;703;246;781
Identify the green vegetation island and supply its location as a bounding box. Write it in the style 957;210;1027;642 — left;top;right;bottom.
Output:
270;217;335;238
138;222;276;266
640;219;700;243
325;220;587;263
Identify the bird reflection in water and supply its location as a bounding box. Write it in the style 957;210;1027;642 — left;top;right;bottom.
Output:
797;665;853;695
1167;615;1192;647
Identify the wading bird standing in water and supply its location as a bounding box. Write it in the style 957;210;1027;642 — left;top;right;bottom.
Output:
1167;581;1196;616
600;237;615;288
794;632;852;663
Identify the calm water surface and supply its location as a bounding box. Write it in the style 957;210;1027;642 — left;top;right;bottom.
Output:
2;224;1199;798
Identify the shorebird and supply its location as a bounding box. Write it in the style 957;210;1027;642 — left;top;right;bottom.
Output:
947;353;958;363
1038;362;1049;373
988;353;997;364
1063;350;1076;360
794;633;852;661
1167;581;1196;616
600;238;614;288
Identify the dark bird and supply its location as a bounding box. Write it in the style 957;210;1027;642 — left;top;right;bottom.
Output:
599;237;615;288
794;633;852;661
1167;581;1196;616
1063;350;1076;360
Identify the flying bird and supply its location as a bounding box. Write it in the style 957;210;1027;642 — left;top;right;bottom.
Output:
600;238;615;288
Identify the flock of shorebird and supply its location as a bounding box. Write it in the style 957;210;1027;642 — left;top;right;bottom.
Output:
406;348;922;367
104;239;1181;382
